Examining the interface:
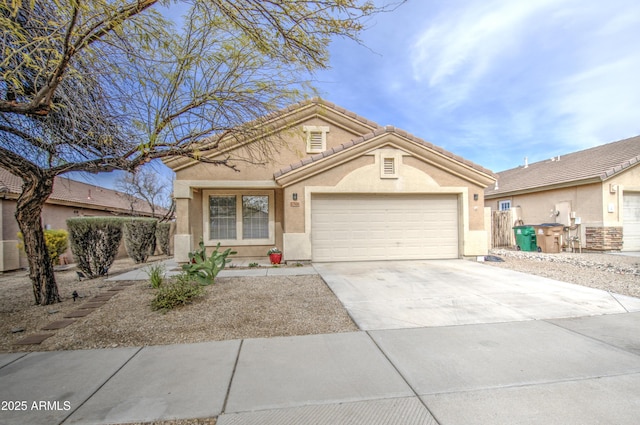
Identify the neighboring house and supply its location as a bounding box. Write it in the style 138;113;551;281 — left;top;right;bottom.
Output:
164;98;497;263
0;167;166;271
485;136;640;251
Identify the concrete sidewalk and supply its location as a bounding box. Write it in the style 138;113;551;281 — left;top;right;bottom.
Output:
1;312;640;424
3;260;640;424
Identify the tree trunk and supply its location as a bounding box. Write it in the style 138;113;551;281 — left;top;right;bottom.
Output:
15;175;60;305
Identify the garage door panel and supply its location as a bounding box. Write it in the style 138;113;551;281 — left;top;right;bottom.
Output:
623;193;640;251
311;194;459;261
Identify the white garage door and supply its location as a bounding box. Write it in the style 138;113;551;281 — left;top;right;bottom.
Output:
623;192;640;251
311;194;459;262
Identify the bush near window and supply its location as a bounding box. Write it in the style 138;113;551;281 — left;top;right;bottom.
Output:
18;229;69;265
156;222;172;255
67;217;124;277
123;218;157;263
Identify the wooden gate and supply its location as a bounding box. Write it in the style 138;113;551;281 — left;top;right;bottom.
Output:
492;210;514;248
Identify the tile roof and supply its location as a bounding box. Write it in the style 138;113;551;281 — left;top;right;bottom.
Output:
274;125;496;179
485;135;640;197
0;167;164;216
164;97;381;171
275;97;381;129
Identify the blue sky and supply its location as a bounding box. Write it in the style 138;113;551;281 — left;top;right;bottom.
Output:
72;0;640;192
314;0;640;172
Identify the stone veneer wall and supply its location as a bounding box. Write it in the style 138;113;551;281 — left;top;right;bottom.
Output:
585;226;623;251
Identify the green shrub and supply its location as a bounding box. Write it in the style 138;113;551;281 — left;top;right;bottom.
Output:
151;273;204;312
156;222;172;255
123;218;157;263
181;240;237;285
45;229;69;264
67;217;124;277
146;263;165;289
18;229;69;264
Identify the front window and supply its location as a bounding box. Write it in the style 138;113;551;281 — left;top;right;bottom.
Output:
242;195;269;239
204;191;274;245
209;196;237;239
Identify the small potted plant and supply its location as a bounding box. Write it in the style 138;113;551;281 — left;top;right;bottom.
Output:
267;247;282;264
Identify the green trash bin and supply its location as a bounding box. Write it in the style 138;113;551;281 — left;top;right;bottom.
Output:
513;225;539;252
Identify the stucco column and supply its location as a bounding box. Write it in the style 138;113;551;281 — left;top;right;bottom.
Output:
173;182;193;263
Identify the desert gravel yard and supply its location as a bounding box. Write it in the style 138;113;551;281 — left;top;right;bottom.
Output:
1;250;639;354
486;249;640;298
0;258;357;353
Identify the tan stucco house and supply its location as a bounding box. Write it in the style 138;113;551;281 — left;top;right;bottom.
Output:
0;167;166;271
165;99;496;263
485;136;640;251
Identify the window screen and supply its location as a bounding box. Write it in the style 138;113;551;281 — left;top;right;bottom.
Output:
209;196;237;239
242;195;269;239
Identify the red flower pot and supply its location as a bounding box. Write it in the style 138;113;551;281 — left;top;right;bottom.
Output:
269;253;282;264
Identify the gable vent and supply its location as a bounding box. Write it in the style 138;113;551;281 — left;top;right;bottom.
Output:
309;131;323;151
303;125;329;153
383;157;395;175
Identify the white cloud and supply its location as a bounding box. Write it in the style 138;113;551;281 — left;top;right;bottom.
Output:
552;57;640;147
410;0;574;108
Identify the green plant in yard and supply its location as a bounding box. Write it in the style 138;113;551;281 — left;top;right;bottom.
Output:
248;262;259;268
155;222;172;255
188;238;207;263
151;273;203;312
67;217;124;277
146;263;165;289
181;240;237;285
123;218;157;263
18;229;69;265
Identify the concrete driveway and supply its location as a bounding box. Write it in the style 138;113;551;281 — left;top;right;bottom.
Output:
313;260;640;330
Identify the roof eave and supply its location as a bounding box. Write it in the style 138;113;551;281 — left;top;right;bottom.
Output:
276;130;496;188
485;176;603;199
164;98;380;172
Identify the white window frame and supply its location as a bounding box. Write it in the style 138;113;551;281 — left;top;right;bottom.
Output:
203;190;275;246
498;200;511;211
303;125;329;153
